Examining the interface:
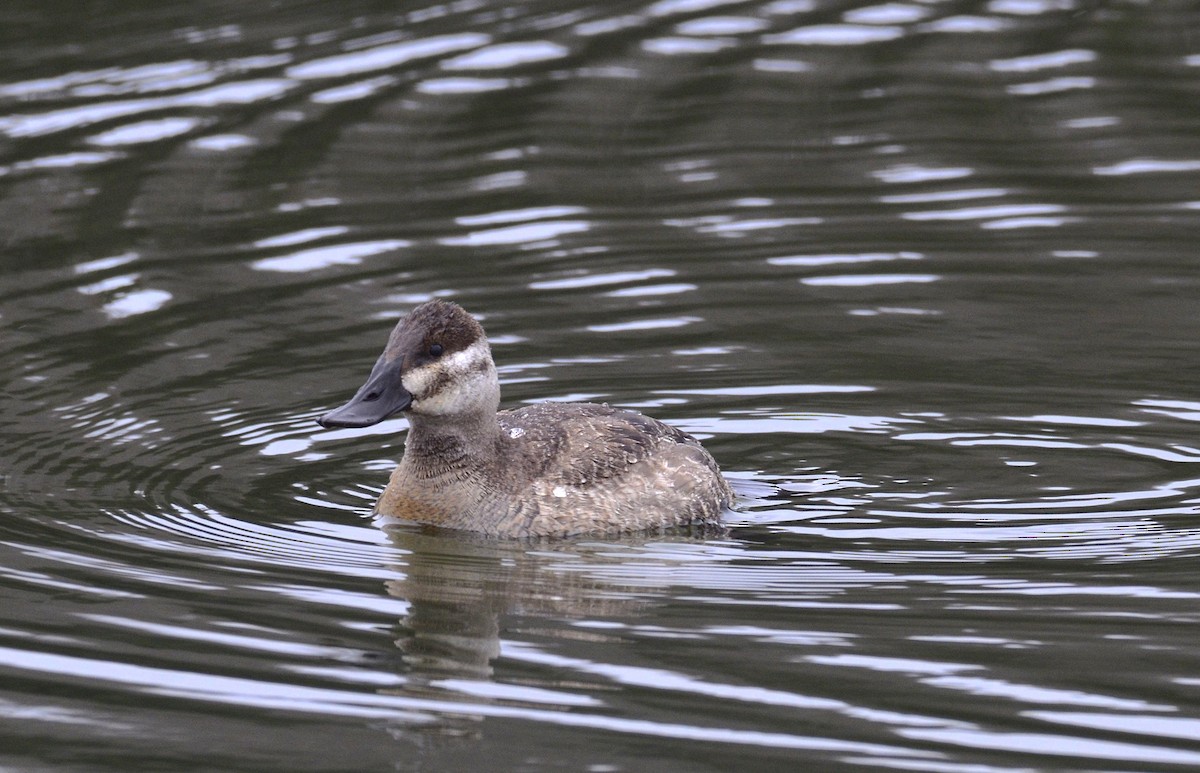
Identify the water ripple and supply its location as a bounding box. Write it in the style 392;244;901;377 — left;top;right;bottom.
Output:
4;1;1200;769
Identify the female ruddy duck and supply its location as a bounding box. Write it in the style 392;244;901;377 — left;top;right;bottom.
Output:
318;300;733;538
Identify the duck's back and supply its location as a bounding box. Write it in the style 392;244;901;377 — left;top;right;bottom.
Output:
485;402;732;537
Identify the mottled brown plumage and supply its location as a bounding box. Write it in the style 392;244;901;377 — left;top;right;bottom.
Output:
319;299;734;538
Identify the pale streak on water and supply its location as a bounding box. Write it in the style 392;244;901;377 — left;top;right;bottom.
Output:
2;1;1200;771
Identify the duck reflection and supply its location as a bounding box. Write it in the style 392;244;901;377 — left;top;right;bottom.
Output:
386;527;523;683
376;521;722;738
383;523;666;679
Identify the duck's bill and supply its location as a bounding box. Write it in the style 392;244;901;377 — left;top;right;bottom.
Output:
317;356;412;429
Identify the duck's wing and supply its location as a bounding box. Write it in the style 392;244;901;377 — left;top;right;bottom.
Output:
496;402;704;488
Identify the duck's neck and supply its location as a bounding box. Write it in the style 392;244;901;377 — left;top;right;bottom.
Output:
403;411;501;475
383;411;503;528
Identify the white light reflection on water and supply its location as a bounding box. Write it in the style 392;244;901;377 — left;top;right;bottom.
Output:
251;239;410;273
675;411;916;436
585;316;701;332
659;385;876;397
0;151;124;175
503;639;847;710
674;16;770;36
899;726;1200;767
440;220;590;247
605;282;696;297
1007;76;1095;95
647;0;746;18
1029;711;1200;743
0;643;942;760
873;165;974;183
310;76;400;104
284;33;491;79
0;79;294;138
188;133;257;150
900;203;1066;221
770;252;923;267
87;117;204;146
102;506;399;579
441;41;571;70
529;268;674;290
76;274;138;296
1093;159;1200;176
643;37;736;56
458;205;589;226
417;77;514;95
843;4;930;25
801;274;940;286
921;14;1010;33
80;614;347;658
879;189;1006;205
989;48;1097;72
763;24;905;45
1136;399;1200;422
253;226;351;249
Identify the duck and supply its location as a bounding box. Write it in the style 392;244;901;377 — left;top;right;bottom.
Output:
317;299;733;538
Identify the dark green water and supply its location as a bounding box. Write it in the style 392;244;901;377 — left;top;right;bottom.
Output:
4;1;1200;770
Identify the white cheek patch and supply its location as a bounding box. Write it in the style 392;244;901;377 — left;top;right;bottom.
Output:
402;339;493;413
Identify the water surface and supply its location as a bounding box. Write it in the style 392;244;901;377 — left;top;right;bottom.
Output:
4;1;1200;770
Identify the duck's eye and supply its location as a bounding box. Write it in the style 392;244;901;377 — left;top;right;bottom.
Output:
428;343;444;358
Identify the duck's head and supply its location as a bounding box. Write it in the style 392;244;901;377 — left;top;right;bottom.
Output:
318;299;498;429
